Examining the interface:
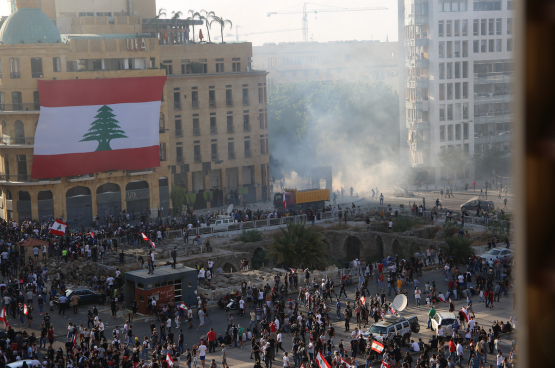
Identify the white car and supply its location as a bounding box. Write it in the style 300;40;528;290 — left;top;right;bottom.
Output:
479;248;514;261
431;312;458;337
8;360;36;368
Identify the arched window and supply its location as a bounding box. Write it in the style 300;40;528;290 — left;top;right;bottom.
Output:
14;120;24;144
66;186;91;197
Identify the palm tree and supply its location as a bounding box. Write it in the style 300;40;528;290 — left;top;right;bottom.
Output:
171;11;182;44
154;8;166;43
200;10;215;43
187;10;200;43
210;16;232;44
266;222;328;270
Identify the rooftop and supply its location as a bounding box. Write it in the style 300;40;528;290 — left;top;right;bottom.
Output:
126;265;196;279
61;33;154;41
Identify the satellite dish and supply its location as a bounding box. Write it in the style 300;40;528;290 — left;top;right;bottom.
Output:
226;204;234;214
391;294;407;313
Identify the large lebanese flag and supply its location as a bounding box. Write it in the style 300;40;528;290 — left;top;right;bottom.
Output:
31;76;167;179
315;351;330;368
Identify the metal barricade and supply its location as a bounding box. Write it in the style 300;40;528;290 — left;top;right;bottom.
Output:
228;224;241;231
282;216;295;224
198;227;213;235
242;222;254;229
269;218;282;226
255;219;268;228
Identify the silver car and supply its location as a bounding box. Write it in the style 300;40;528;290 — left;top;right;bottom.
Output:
479;248;514;261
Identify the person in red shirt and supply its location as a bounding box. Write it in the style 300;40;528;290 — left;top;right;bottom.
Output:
207;328;217;353
448;339;456;361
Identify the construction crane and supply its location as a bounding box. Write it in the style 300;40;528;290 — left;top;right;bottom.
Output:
267;2;388;42
214;27;303;41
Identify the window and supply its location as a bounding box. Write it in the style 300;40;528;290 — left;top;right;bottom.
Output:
173;92;181;110
210;117;217;134
496;39;502;52
447;41;453;58
447;83;453;100
53;57;61;72
440;105;445;121
447;63;452;79
209;90;216;107
438;21;444;37
9;58;20;79
215;62;224;72
462;41;468;57
243;115;250;131
508;0;513;10
507;38;513;51
455;124;461;140
226;89;232;106
454;62;460;78
455;103;461;120
489;40;494;52
447;104;453;120
193;118;200;136
473;19;479;36
454;20;460;36
191;91;198;108
0;92;4;110
11;91;22;111
175;119;182;137
33;91;39;110
488;19;494;35
159;143;167;161
446;20;452;37
439;63;445;79
227;116;234;133
176;147;183;163
463;103;469;119
473;0;501;11
481;40;487;53
259;113;264;129
448;124;453;140
463;82;469;98
440;125;446;142
473;40;479;53
455;41;460;57
258;87;264;104
496;18;502;35
507;18;513;35
194;145;201;162
242;88;249;105
481;19;487;35
260;139;266;155
17;154;27;180
455;82;461;99
439;84;445;100
232;62;241;72
228;142;235;159
244;140;251;158
462;20;468;36
463;61;468;78
439;42;445;58
211;143;218;161
463;121;469;138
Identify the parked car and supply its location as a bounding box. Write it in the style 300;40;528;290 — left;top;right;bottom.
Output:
366;315;420;345
8;360;35;368
55;288;100;305
430;312;458;336
460;197;495;211
479;248;514;261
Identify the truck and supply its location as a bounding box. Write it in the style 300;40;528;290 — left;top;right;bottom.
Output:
273;188;330;212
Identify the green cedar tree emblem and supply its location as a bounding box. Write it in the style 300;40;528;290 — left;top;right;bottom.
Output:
80;105;128;151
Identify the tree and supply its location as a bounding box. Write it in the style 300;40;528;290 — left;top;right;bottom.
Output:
171;11;182;44
438;146;472;180
474;147;504;177
200;10;215;43
210;16;232;44
187;10;200;43
154;8;166;42
267;222;328;269
441;237;474;264
485;211;512;240
171;186;186;216
80;105;128;151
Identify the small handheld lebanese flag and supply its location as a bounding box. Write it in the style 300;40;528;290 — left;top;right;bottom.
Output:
460;307;470;322
283;192;287;211
439;294;447;303
49;219;68;236
23;304;28;315
31;76;166;178
88;231;95;239
315;350;330;368
360;295;366;305
141;232;156;248
371;340;384;353
177;303;187;310
166;353;174;366
0;307;9;330
341;358;353;368
381;360;391;368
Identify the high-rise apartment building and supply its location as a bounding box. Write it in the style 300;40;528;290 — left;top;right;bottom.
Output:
400;0;513;183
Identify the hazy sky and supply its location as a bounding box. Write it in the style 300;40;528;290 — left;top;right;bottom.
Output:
0;0;399;45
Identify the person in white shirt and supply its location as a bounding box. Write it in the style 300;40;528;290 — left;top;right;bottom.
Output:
409;340;420;352
415;287;422;306
198;342;207;366
282;352;290;367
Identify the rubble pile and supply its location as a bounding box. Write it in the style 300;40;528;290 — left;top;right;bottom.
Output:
37;257;107;286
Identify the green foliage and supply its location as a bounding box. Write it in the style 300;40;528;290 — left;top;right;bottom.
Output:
442;220;460;238
267;222;328;269
210;16;232;43
189;62;204;73
390;216;421;233
441;237;474;264
268;81;399;177
438;146;472;180
80;105;127;151
251;248;266;270
238;229;263;243
485;212;512;239
171;186;186;216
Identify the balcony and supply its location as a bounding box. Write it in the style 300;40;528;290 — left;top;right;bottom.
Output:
405;99;429;111
0;103;40;112
228;151;236;159
0;174;61;184
10;72;20;79
175;129;183;137
227;125;234;133
209;100;216;108
177;156;184;164
1;136;34;146
474;92;511;104
32;72;44;78
226;99;233;106
473;71;512;84
243;98;249;106
474;112;512;124
194;154;202;163
193;127;200;136
210;127;218;135
192;101;199;109
474;132;512;144
406;58;429;68
243;123;251;132
244;149;252;158
174;101;181;110
211;153;219;161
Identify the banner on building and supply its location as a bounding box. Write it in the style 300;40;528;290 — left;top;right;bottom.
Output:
31;76;167;179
